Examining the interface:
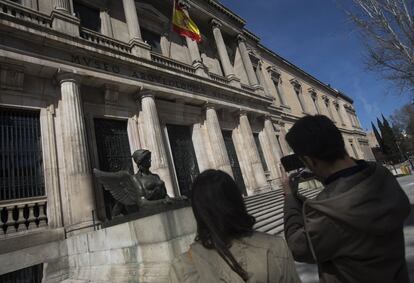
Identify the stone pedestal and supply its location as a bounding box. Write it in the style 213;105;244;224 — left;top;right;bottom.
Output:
141;93;175;196
239;112;267;189
211;19;240;87
205;105;233;176
51;0;80;37
58;71;96;231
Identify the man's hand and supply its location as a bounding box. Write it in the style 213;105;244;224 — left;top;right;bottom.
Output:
281;172;300;196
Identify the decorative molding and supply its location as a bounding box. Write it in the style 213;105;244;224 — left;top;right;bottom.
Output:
308;87;317;96
237;34;246;43
289;78;301;91
203;0;246;26
104;84;119;105
0;63;25;91
210;18;222;28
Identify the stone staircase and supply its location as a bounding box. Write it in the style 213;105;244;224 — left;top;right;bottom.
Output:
245;188;321;235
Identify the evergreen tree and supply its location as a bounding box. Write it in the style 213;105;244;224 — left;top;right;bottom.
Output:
380;115;402;163
371;122;383;150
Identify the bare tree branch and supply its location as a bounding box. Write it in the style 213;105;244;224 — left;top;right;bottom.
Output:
343;0;414;94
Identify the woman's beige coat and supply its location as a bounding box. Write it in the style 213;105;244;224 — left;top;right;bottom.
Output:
169;232;301;283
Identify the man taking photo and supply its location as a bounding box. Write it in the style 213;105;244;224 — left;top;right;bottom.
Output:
282;115;411;283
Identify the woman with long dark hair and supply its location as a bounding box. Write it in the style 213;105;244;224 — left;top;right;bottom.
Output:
169;169;301;282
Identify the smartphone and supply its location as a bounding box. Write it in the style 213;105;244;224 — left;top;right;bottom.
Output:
280;154;305;172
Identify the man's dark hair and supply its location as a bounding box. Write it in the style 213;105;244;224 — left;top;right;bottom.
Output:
285;115;347;162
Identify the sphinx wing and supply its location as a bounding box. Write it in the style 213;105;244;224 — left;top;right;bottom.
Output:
93;169;140;206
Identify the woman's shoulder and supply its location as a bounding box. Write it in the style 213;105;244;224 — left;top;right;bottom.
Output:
240;232;290;257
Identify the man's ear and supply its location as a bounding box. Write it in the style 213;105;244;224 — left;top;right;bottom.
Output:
302;156;316;169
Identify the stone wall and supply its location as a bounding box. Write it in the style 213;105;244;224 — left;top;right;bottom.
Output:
1;207;196;283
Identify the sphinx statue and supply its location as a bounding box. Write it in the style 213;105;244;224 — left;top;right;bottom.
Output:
93;149;176;217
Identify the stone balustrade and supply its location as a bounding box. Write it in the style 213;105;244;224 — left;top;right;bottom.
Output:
0;0;51;28
208;72;229;85
0;197;48;236
80;28;131;54
151;52;196;75
241;83;256;93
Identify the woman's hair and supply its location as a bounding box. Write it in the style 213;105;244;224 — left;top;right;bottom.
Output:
191;169;255;281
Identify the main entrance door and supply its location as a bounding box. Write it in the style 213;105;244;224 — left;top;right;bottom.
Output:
94;118;133;218
166;124;199;198
222;131;247;195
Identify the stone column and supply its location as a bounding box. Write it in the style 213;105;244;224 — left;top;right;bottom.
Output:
192;123;211;172
51;0;80;37
263;117;283;180
239;112;267;188
278;124;291;155
100;9;114;37
21;0;38;9
122;0;142;40
211;19;240;87
237;35;259;87
53;0;71;12
122;0;151;59
141;92;175;196
127;115;142;173
205;105;233;176
58;71;96;230
40;105;63;229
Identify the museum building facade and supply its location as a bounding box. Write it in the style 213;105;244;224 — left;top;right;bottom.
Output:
0;0;374;278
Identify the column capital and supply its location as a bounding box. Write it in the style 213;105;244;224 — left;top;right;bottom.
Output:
203;102;220;111
289;78;301;90
56;69;81;84
308;87;317;96
237;34;247;43
210;18;222;28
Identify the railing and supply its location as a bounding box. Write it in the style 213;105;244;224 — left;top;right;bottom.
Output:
0;0;51;28
209;72;229;84
241;83;256;92
151;52;196;74
80;28;131;54
0;197;47;235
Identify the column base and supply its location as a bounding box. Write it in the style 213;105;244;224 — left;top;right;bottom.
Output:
227;75;241;87
130;38;152;60
193;61;209;77
252;85;265;96
51;10;80;37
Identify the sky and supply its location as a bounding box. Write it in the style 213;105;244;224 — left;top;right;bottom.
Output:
219;0;411;131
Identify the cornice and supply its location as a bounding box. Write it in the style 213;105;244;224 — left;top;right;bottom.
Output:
201;0;246;26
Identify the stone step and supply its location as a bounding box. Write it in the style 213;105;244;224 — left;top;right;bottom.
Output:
245;187;322;236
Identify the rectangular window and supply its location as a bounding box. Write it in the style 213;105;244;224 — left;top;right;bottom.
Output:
253;133;268;172
0;108;44;201
0;263;43;283
142;28;162;54
350;142;359;159
295;89;306;112
312;96;319;114
335;105;344;124
74;1;101;32
276;135;285;156
273;80;286;106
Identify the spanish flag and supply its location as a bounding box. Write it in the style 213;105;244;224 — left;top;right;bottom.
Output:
172;0;202;43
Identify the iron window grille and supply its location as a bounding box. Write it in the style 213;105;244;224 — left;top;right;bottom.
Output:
0;108;45;201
